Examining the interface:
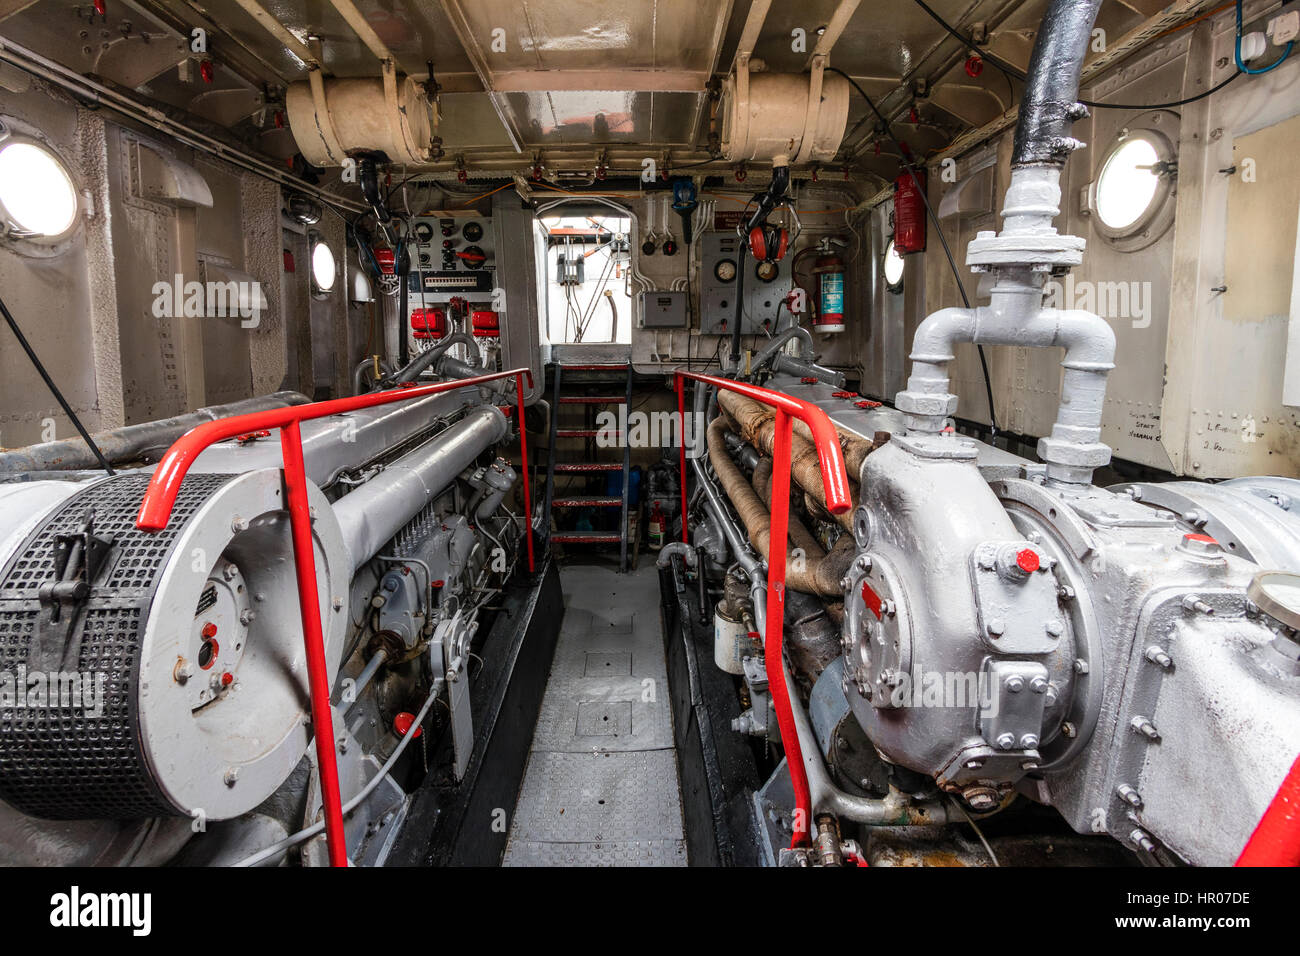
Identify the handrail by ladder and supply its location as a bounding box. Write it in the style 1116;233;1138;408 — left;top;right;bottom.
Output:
136;368;534;867
673;370;852;848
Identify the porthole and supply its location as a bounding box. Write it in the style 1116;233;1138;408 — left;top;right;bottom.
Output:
1091;122;1177;252
882;238;905;293
310;237;336;294
0;137;79;242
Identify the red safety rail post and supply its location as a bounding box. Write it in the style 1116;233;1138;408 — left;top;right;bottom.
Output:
1237;752;1300;866
136;368;533;867
676;376;689;543
673;371;851;847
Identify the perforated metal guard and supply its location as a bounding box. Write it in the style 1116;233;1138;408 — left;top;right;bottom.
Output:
0;473;232;819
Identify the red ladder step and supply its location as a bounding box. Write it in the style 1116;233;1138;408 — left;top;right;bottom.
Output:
553;462;623;472
552;496;622;508
551;532;624;543
561;364;629;371
558;395;626;404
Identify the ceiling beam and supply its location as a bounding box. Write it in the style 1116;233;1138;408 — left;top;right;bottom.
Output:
731;0;773;70
806;0;863;67
327;0;396;66
438;0;525;153
228;0;318;69
489;69;714;93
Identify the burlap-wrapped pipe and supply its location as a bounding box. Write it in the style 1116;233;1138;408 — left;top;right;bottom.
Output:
717;390;870;530
705;416;850;597
752;459;855;596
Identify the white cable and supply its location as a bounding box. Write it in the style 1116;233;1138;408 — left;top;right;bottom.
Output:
233;679;442;867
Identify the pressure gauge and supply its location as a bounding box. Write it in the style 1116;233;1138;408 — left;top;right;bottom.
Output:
755;260;779;283
462;221;484;242
413;222;434;243
714;258;737;282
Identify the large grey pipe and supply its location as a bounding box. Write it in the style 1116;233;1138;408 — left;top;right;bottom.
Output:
333;404;508;571
1011;0;1103;168
751;326;846;388
0;391;309;473
392;331;481;384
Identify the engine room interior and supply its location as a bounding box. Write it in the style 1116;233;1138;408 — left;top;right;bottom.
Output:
1;0;1300;885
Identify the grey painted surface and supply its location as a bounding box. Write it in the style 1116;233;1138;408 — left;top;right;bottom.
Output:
504;561;686;866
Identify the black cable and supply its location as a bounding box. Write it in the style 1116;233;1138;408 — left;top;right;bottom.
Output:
0;292;115;475
829;67;1000;435
907;0;1243;110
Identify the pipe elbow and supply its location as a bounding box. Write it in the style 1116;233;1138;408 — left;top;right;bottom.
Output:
656;541;698;571
1052;308;1116;370
909;307;977;364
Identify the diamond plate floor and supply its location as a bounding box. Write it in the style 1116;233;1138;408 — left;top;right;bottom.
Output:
504;562;686;866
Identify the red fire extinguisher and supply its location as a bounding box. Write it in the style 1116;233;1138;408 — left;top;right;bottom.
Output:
893;169;927;254
812;240;847;334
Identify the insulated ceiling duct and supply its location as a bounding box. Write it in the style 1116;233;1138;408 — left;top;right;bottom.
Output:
286;68;437;167
720;67;851;166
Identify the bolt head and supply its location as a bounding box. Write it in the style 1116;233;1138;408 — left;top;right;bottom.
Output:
1019;734;1039;749
995;732;1016;750
987;619;1006;637
963;786;999;812
1005;675;1024;693
223;767;239;786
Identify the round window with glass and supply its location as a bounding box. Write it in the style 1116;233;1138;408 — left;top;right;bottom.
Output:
310;238;337;295
0;139;79;241
882;238;905;293
1092;125;1176;251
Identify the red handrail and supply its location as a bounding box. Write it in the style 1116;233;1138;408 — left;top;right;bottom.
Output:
136;368;534;867
1237;753;1300;866
673;370;851;848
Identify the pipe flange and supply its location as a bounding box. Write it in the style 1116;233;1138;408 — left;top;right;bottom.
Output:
966;229;1085;270
1037;436;1112;484
895;388;957;421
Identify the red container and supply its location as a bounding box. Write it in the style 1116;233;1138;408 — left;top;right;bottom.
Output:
410;307;446;339
471;310;500;338
893;169;927;254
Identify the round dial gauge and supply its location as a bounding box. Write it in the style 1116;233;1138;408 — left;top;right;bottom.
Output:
462;221;484;242
714;258;737;282
413;222;434;243
755;260;779;282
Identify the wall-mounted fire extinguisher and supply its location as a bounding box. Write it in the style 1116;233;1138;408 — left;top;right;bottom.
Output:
893;168;927;254
811;237;848;334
